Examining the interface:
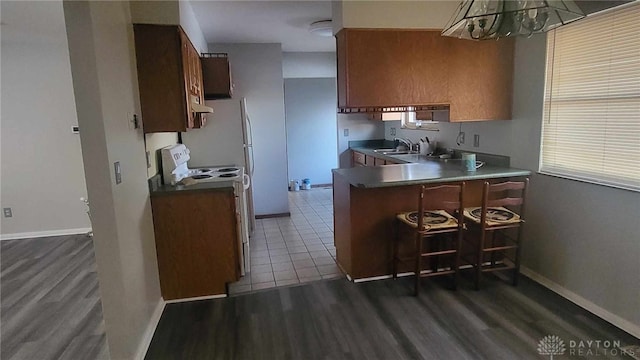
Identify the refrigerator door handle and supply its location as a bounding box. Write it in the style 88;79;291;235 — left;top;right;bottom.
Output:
246;114;254;146
243;174;250;190
249;145;255;177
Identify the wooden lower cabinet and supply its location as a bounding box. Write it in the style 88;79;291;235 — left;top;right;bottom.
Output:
150;189;240;300
353;151;366;167
352;150;398;167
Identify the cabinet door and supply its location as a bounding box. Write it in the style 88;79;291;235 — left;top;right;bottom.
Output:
447;38;514;121
337;29;450;108
373;157;386;166
352;151;366;167
179;30;196;130
151;190;240;300
202;55;233;99
365;155;375;166
134;24;191;133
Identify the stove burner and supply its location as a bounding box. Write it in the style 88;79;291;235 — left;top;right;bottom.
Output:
470;207;515;222
217;168;239;173
405;211;449;225
191;174;213;180
219;173;238;178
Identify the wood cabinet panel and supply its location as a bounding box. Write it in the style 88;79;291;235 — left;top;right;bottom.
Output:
134;24;206;133
447;38;514;121
336;29;514;122
337;29;449;108
202;54;233;99
373;157;386;166
352;151;366;167
151;190;239;300
365;155;375;166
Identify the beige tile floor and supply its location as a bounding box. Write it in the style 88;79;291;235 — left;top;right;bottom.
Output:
229;187;342;295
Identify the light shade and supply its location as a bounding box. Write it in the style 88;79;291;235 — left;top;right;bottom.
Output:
309;20;333;37
442;0;585;40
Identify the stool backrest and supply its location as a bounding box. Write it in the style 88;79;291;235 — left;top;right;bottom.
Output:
417;183;465;229
481;178;529;226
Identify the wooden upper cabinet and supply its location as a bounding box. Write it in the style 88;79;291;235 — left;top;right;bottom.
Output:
447;38;514;121
337;29;449;109
336;29;514;122
201;53;233;100
133;24;205;133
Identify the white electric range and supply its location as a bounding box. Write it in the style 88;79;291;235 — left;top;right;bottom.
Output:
160;144;252;276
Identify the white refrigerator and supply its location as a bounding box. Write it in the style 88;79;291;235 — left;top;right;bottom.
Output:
240;98;256;233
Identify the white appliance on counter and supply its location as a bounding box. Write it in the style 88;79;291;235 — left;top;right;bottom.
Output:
160;143;252;276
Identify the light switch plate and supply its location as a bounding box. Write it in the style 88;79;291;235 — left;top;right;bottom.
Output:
343;129;349;137
390;127;396;136
114;161;122;184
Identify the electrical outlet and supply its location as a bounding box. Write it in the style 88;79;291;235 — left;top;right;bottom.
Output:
3;208;12;218
71;126;80;134
146;151;152;169
343;129;349;137
114;161;122;184
474;134;480;147
460;132;465;144
390;127;396;136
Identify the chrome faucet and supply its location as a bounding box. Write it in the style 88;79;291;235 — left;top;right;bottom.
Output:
394;137;414;151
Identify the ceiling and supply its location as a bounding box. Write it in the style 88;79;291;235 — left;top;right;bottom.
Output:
190;1;334;52
188;0;632;53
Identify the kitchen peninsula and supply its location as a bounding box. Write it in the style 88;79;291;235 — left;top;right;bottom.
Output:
332;158;530;281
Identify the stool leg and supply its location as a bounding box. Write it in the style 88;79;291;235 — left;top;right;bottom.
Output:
415;233;422;296
475;230;485;290
513;225;524;286
393;220;399;279
453;230;462;291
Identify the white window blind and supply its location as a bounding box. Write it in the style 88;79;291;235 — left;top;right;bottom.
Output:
540;2;640;191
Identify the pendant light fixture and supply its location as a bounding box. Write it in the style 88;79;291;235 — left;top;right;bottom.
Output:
442;0;585;40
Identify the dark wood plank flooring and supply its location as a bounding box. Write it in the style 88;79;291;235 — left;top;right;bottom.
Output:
1;235;109;360
146;275;637;359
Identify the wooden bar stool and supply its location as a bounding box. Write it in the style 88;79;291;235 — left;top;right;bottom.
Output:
393;183;465;295
463;179;528;290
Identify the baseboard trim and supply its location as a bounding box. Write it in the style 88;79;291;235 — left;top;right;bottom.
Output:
521;267;640;339
135;299;165;360
165;294;227;304
255;212;291;219
0;228;92;241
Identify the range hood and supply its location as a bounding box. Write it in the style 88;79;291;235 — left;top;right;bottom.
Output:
190;95;213;113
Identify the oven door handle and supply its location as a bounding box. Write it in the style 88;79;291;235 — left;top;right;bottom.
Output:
243;174;250;190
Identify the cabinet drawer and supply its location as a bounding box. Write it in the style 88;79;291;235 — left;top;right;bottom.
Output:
353;151;366;166
374;157;386;166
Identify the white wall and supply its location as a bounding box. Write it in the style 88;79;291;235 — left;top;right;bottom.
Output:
0;1;90;237
285;78;338;185
332;0;458;31
145;132;178;179
196;43;289;216
282;52;336;79
178;0;208;53
384;119;513;157
337;114;385;168
64;1;162;358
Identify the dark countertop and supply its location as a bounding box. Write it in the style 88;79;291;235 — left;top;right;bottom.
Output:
337;147;530;188
149;174;234;196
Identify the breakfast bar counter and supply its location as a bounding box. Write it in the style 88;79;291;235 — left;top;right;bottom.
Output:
332;162;530;280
